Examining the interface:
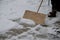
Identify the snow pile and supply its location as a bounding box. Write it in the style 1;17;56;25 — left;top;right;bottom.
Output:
0;18;18;33
14;25;24;29
19;18;36;27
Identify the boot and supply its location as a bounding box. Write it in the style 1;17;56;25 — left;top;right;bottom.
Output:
48;10;57;17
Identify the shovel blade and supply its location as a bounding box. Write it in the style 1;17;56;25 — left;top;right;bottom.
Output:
23;10;46;24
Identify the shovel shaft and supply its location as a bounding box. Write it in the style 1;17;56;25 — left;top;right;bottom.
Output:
37;0;43;13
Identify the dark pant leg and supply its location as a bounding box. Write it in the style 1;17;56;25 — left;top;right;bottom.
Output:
51;0;56;10
51;0;60;11
48;0;57;17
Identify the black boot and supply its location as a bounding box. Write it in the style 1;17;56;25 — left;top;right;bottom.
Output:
48;10;57;17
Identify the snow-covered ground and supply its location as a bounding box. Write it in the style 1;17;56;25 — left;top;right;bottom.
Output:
0;0;60;40
0;0;51;33
0;0;51;20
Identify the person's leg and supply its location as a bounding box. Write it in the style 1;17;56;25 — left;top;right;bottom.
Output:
48;0;57;17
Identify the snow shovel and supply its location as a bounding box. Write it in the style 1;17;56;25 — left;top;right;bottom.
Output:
23;0;46;24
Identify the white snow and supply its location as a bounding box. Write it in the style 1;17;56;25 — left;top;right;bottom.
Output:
0;0;51;33
0;18;18;33
19;18;36;26
47;27;56;34
56;12;60;18
0;0;51;20
0;0;60;40
14;25;24;29
45;17;59;25
5;24;48;40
